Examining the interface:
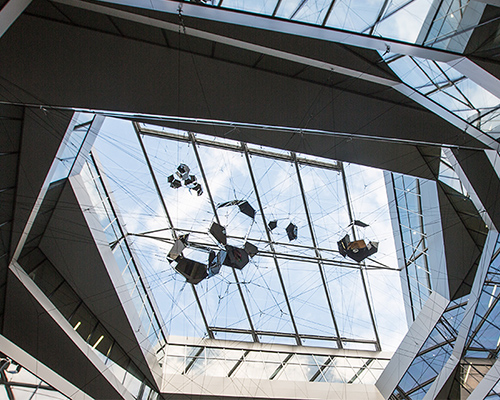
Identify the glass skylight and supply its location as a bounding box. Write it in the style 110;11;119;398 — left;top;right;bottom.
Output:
383;53;500;140
191;0;435;44
81;116;407;354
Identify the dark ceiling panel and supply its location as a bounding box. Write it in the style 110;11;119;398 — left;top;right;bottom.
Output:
453;148;500;230
0;15;482;153
437;184;483;300
0;103;23;334
179;8;400;81
466;4;500;58
213;41;264;67
168;30;215;56
256;54;308;77
111;15;167;46
49;1;121;34
9;108;73;257
25;0;72;23
145;119;436;179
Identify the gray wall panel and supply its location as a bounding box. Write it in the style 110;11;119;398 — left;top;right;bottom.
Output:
3;269;127;400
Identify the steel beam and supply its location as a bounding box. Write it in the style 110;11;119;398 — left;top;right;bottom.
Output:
242;143;302;346
293;153;343;348
188;132;259;342
340;163;382;351
0;0;31;38
208;326;379;346
0;370;15;400
310;355;333;382
133;231;397;270
134;129;214;339
138;125;341;171
167;334;393;358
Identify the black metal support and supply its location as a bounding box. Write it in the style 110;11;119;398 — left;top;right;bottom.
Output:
242;143;302;346
189;132;259;342
340;163;381;351
293;154;343;349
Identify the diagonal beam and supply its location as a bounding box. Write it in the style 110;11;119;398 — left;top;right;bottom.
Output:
269;353;293;380
134;129;214;339
348;358;374;383
340;163;381;351
0;0;32;38
293;153;343;349
310;355;333;382
242;143;302;346
0;370;15;400
322;0;337;26
188;132;259;343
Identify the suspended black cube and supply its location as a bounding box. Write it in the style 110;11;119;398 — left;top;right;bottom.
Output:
168;239;186;260
338;234;350;257
168;175;182;189
167;164;203;195
268;220;278;231
174;256;208;284
238;201;256;219
353;220;369;228
208;250;227;277
337;234;378;263
286;222;298;241
244;242;258;258
223;245;249;270
179;233;190;245
365;241;378;258
209;222;227;245
184;175;198;189
218;200;256;219
176;163;190;180
192;183;203;196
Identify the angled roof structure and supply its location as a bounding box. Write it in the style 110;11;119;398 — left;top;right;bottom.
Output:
1;0;500;399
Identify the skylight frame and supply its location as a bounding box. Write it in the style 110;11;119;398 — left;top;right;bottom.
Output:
84;117;400;352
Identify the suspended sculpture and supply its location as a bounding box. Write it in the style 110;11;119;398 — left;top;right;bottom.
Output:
286;222;298;241
167;163;203;196
268;220;278;231
337;234;378;263
169;199;259;284
217;200;256;219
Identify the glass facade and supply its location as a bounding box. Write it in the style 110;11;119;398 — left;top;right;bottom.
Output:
451;234;500;397
80;155;167;361
0;359;70;400
422;0;478;50
162;343;390;384
180;0;435;44
83;117;403;351
391;173;432;320
390;295;469;399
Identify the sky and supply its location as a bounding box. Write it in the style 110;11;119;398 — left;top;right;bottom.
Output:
83;117;409;352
